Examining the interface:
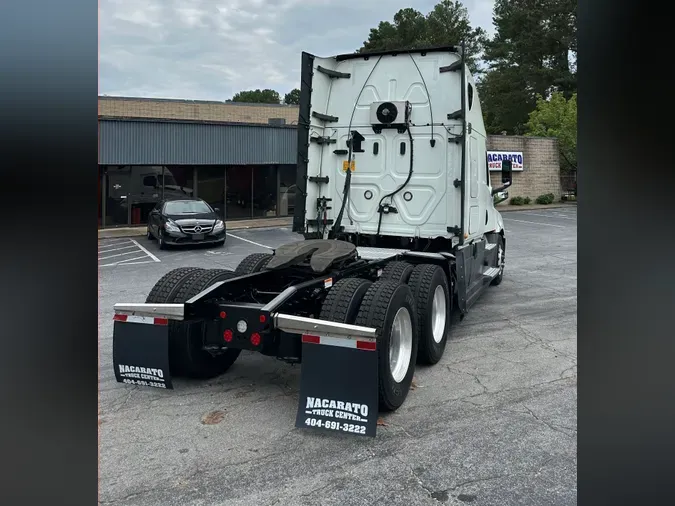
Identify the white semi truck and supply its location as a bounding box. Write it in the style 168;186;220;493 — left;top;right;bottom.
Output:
111;45;513;437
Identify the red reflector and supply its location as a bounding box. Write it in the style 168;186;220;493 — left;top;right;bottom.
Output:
356;340;377;351
250;332;261;346
302;334;321;344
223;329;233;342
154;318;168;326
220;311;227;319
259;314;266;323
113;314;128;322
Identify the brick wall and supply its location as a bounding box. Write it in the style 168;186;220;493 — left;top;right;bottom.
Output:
487;135;562;201
98;96;300;125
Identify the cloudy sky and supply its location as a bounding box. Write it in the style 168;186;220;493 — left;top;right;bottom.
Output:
99;0;496;101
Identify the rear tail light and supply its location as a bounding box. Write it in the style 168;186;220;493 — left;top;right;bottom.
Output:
259;314;266;323
223;329;233;342
250;333;261;346
220;311;227;319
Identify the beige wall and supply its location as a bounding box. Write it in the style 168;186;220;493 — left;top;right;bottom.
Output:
98;96;300;125
487;135;562;201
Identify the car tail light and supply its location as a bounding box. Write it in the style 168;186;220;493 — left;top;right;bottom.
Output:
250;333;261;346
220;311;227;319
223;329;233;342
259;314;266;323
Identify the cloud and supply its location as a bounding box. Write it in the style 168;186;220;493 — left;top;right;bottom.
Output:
99;0;496;101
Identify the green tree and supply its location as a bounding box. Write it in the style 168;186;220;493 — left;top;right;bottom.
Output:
358;1;487;74
231;89;281;104
479;0;577;134
284;88;301;105
526;92;577;171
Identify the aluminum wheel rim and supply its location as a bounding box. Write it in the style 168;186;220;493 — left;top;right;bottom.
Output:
498;244;505;274
431;285;447;344
389;307;413;383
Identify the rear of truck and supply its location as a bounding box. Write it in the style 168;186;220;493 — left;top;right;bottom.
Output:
294;46;502;246
109;47;508;437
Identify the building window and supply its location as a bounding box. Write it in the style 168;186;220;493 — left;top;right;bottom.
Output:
253;165;278;218
278;165;296;217
226;166;253;220
197;166;225;219
268;118;287;126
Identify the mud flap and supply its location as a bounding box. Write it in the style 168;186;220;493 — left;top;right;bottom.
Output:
112;315;173;389
295;334;379;437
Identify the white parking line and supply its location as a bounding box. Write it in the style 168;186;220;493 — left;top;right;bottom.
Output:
131;239;161;262
226;232;273;250
113;260;157;266
99;238;161;267
503;218;567;228
99;250;141;260
99;255;150;267
99;244;136;253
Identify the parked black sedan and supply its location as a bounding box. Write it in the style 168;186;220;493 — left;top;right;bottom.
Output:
146;198;226;249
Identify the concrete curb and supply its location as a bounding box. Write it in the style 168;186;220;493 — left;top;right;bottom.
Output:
99;217;293;240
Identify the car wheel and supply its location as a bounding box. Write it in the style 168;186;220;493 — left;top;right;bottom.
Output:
158;229;168;250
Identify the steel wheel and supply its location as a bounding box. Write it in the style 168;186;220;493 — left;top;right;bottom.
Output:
389;307;413;383
431;285;447;344
498;244;505;275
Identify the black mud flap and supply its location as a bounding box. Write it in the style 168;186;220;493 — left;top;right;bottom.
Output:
112;315;173;389
295;334;379;437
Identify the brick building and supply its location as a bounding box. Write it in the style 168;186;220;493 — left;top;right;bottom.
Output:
487;135;563;203
98;96;563;228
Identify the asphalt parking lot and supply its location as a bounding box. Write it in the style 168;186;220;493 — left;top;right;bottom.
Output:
98;206;577;506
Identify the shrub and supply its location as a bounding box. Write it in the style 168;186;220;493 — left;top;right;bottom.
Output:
535;193;555;205
523;197;532;205
510;196;525;205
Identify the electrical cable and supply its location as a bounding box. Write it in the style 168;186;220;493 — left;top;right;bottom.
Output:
329;55;383;239
408;53;435;147
376;125;414;237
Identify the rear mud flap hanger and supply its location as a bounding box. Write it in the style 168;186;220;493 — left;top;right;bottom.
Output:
112;303;382;437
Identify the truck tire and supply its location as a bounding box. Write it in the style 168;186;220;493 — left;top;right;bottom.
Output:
380;261;414;284
183;269;237;301
169;269;241;379
145;267;205;304
320;278;373;324
235;253;272;275
491;235;505;286
354;280;419;412
408;264;451;365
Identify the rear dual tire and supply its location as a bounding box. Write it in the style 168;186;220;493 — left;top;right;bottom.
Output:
320;278;419;412
407;264;451;365
144;267;240;379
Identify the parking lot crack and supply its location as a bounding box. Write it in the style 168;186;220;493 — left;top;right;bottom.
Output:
449;473;510;491
447;366;489;394
393;455;435;499
520;405;576;438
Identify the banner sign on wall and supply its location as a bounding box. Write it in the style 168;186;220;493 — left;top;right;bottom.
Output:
488;151;524;171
